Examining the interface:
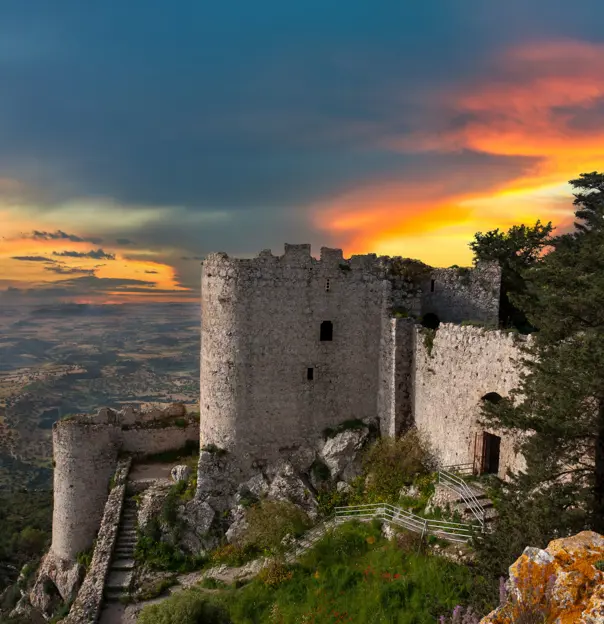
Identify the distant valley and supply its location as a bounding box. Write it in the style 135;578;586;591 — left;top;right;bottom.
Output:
0;303;200;491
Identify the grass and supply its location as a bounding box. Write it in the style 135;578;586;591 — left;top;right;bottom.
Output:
139;520;481;624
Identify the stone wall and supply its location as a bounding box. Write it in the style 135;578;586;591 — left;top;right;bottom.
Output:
63;458;131;624
377;316;415;437
200;245;388;470
420;262;501;325
412;324;528;478
51;422;120;560
121;423;198;455
50;404;199;566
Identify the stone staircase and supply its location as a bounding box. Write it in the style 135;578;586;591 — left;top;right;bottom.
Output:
103;496;138;603
452;489;498;527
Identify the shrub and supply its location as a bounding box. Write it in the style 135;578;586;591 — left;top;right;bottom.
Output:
362;427;437;503
137;589;230;624
241;500;312;552
208;543;260;567
199;577;227;589
135;575;178;601
76;545;94;570
257;560;294;587
594;559;604;572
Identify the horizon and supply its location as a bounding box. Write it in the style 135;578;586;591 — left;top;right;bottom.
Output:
1;1;603;304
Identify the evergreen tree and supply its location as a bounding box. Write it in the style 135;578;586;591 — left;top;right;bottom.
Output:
473;172;604;583
469;221;553;331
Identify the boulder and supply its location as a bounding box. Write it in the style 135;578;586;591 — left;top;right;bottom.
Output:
336;481;352;494
171;465;191;482
267;461;318;519
179;499;218;555
136;482;171;531
239;472;269;499
480;531;604;624
225;505;249;544
319;427;369;480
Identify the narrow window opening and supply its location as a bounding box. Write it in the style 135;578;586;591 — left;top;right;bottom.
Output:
325;279;331;292
320;320;333;341
482;392;503;404
307;367;314;381
430;279;435;292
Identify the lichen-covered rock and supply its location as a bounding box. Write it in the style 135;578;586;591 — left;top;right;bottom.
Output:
267;461;318;519
319;427;369;480
239;472;269;499
336;481;352;494
480;530;604;624
171;464;191;482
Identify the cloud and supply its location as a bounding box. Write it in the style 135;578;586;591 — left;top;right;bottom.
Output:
44;265;96;275
144;269;158;274
116;238;133;245
29;229;103;243
52;248;116;260
180;256;204;261
11;255;55;262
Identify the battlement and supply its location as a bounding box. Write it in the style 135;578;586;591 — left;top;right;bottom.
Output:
201;243;385;277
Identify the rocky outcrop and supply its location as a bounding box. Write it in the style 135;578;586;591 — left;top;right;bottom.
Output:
481;531;604;624
319;427;370;481
178;499;218;554
267;461;318;519
136;482;171;532
28;553;84;615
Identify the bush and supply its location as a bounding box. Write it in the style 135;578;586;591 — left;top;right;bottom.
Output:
137;589;230;624
135;575;178;601
257;560;294;587
362;427;437;503
241;500;311;552
208;543;260;567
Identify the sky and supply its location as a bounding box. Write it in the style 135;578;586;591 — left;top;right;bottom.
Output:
1;1;603;304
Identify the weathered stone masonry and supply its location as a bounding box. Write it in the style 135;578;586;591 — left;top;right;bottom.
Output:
200;244;510;481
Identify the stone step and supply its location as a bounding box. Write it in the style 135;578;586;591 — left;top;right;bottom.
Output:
104;589;124;603
111;558;135;571
105;570;133;591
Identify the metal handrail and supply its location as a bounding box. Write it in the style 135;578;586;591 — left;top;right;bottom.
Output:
438;469;486;527
334;502;482;543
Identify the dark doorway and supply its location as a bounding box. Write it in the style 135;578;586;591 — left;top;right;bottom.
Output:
421;313;440;330
320;321;333;341
481;432;501;474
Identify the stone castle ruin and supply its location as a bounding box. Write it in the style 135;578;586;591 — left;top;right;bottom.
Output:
25;243;531;620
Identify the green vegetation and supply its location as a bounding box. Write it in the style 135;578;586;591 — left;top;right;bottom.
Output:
317;428;437;516
138;520;480;624
460;320;498;330
0;490;52;593
133;574;178;602
472;171;604;597
470;219;553;332
595;559;604;572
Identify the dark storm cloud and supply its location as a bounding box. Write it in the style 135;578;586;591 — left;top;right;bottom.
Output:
116;238;133;245
52;248;116;259
29;230;102;244
11;255;53;262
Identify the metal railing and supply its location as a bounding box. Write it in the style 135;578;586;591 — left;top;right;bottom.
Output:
442;462;475;476
334;503;482;543
438;469;486;527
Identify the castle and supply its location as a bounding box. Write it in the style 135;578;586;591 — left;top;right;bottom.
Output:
36;243;529;617
199;244;526;477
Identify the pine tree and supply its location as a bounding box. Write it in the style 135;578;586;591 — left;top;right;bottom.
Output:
473;172;604;583
469;220;553;331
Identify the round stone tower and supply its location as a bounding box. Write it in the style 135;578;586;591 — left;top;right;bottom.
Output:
51;419;120;560
200;251;242;454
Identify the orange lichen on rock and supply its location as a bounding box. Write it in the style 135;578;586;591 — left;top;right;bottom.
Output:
480;531;604;624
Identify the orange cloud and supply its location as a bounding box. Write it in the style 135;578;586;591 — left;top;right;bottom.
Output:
316;39;604;263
